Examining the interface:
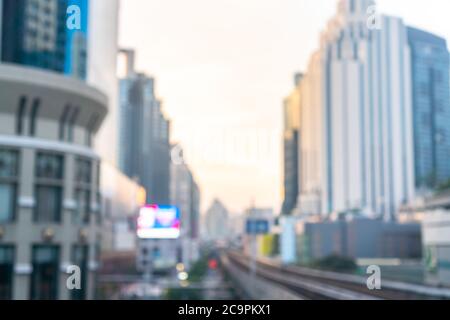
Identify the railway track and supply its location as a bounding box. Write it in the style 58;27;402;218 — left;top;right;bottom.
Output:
224;251;450;300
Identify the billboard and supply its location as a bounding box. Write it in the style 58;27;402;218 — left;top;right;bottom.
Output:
137;205;180;239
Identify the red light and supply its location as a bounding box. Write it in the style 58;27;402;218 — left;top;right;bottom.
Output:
208;259;218;270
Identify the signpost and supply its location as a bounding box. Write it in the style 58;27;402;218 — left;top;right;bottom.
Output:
246;219;270;235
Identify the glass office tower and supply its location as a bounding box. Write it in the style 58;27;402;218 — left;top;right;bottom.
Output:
0;0;88;80
408;27;450;190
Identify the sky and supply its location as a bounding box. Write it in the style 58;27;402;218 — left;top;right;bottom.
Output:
118;0;450;214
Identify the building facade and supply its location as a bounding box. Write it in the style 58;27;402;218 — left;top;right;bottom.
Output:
0;64;107;300
298;0;415;220
100;162;146;253
296;217;421;263
0;0;119;300
170;157;201;268
204;199;229;242
87;0;120;165
282;74;302;215
0;0;89;80
422;211;450;287
118;49;171;205
408;27;450;191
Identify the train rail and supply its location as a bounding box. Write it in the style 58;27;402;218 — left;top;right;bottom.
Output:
224;251;450;300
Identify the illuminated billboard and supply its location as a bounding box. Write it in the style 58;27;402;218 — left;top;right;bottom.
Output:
137;205;180;239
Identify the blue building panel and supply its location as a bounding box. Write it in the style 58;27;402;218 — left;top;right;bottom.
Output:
408;27;450;190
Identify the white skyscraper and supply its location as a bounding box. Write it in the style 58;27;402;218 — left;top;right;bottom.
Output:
88;0;120;164
298;0;415;220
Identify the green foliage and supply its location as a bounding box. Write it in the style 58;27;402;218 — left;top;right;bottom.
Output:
310;255;358;273
165;288;202;300
436;179;450;193
188;256;210;282
164;256;210;300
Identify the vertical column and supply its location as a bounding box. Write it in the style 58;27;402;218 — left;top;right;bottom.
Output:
0;0;3;61
14;148;35;300
59;153;75;300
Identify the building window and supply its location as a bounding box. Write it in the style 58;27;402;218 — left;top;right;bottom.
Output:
71;245;88;300
0;185;16;224
36;153;63;180
95;191;102;224
67;107;79;143
29;98;41;136
75;158;91;185
34;153;64;223
35;186;62;223
86;114;99;147
95;161;102;224
0;150;19;223
59;105;71;141
16;96;27;135
30;246;59;300
0;246;14;300
74;189;90;224
74;158;92;225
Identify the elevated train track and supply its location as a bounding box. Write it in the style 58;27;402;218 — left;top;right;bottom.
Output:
223;251;450;300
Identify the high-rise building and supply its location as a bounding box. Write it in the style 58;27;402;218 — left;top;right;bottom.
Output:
170;152;201;268
204;199;229;242
0;63;107;300
282;73;302;215
0;0;118;300
87;0;120;165
407;27;450;191
0;0;89;80
118;49;171;205
298;0;415;220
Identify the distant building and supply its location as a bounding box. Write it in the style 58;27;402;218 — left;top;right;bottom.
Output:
170;154;201;268
408;27;450;191
422;210;450;286
246;207;274;221
204;199;229;242
242;207;279;256
100;162;146;252
228;213;246;240
88;0;120;165
0;0;89;80
298;0;415;220
296;217;422;263
243;207;275;256
282;74;302;215
118;49;171;205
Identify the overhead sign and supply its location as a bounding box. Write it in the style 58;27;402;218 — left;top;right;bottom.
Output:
137;205;180;239
246;219;270;235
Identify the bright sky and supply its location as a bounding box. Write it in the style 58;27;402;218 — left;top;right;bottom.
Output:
119;0;450;214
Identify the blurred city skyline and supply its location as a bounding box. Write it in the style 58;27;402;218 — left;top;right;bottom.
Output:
118;0;450;214
1;0;450;302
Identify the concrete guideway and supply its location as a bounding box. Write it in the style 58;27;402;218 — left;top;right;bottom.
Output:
224;251;450;300
223;252;377;300
221;253;303;300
